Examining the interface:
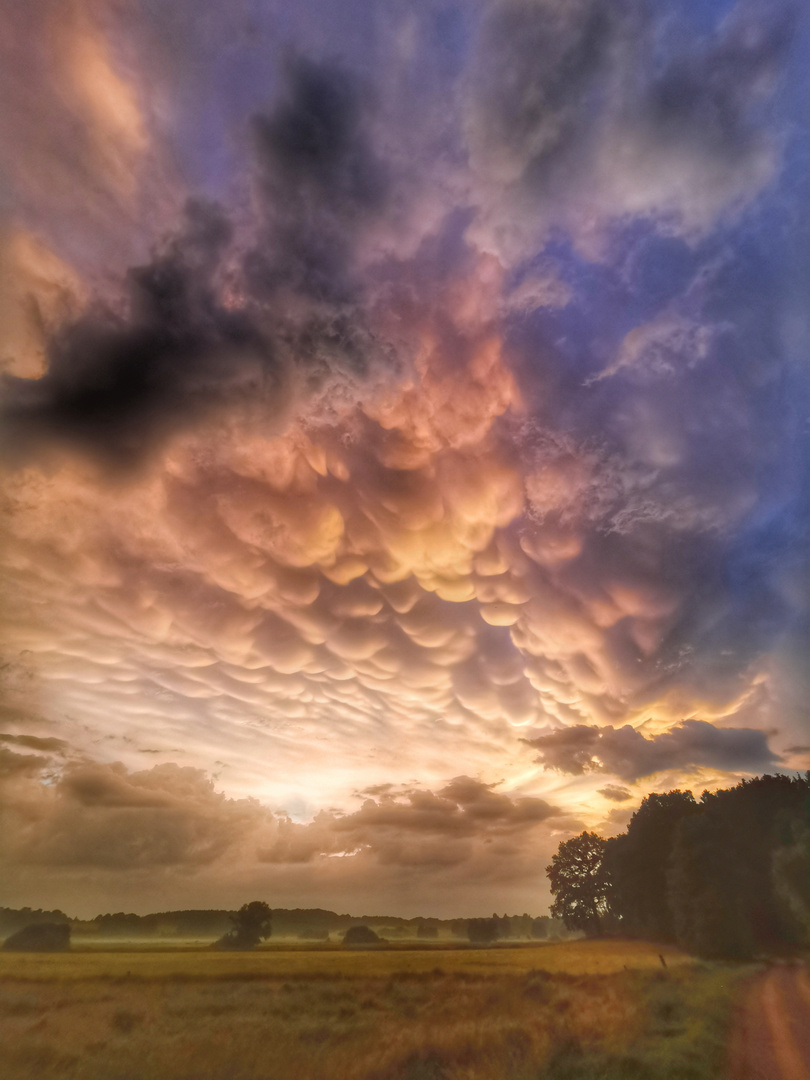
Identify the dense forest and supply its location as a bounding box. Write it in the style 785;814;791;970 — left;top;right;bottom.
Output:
547;773;810;959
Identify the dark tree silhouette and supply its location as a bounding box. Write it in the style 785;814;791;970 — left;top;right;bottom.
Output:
774;814;810;940
217;901;272;949
546;831;610;935
343;925;381;944
545;774;810;959
667;775;810;958
2;923;70;951
667;811;753;959
603;790;697;941
698;775;808;948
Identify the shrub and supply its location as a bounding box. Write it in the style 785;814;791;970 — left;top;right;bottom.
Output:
2;923;70;952
343;925;382;945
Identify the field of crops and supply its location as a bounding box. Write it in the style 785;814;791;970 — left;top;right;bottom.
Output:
0;938;690;981
0;940;748;1079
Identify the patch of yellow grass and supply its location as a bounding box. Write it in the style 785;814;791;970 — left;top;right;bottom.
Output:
0;964;646;1080
0;939;690;982
0;942;745;1080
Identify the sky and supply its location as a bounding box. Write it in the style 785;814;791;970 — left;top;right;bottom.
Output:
0;0;808;920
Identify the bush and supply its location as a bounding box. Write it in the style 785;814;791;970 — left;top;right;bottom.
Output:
2;922;70;951
343;925;382;945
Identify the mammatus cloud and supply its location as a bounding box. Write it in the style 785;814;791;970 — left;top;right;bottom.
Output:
0;0;807;915
526;720;779;781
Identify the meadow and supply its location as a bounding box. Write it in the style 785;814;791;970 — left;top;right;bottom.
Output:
0;940;749;1080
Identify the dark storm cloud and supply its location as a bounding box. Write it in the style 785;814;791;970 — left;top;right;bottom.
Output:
642;7;796;158
244;56;394;383
597;785;632;802
254;56;388;223
0;200;268;469
0;58;390;470
526;720;779;781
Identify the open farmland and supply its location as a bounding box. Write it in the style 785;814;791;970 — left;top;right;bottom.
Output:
0;940;748;1080
0;938;691;982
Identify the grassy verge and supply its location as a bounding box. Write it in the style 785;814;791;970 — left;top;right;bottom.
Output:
541;963;753;1080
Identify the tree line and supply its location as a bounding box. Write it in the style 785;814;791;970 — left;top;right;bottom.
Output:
0;905;567;943
547;773;810;959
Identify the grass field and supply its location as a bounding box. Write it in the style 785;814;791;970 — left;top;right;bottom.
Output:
0;940;750;1079
0;938;690;981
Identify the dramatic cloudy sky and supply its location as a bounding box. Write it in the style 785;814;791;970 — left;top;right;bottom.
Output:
0;0;808;919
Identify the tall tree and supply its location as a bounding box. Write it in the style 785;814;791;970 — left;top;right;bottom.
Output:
694;774;809;949
604;790;697;941
667;812;753;959
226;901;272;949
546;831;610;935
773;813;810;943
599;773;810;959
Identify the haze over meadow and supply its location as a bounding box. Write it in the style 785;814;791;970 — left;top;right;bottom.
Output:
0;0;808;920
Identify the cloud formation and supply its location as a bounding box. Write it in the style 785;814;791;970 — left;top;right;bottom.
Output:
0;0;807;915
597;785;632;803
0;56;396;470
0;742;564;913
466;0;794;257
526;720;779;781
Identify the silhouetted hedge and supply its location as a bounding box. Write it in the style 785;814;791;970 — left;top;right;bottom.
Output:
343;925;382;945
3;922;70;951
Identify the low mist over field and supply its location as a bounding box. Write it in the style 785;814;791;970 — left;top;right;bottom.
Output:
0;903;568;945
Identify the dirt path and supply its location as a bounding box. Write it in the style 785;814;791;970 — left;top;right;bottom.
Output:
729;963;810;1079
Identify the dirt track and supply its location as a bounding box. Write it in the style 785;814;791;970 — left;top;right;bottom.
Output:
729;963;810;1079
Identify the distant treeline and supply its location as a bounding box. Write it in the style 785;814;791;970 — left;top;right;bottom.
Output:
0;905;568;942
548;773;810;959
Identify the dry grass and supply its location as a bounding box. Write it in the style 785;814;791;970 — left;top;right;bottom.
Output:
0;941;745;1080
0;938;689;981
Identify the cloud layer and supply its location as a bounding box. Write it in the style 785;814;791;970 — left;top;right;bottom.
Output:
0;0;807;915
0;741;565;916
